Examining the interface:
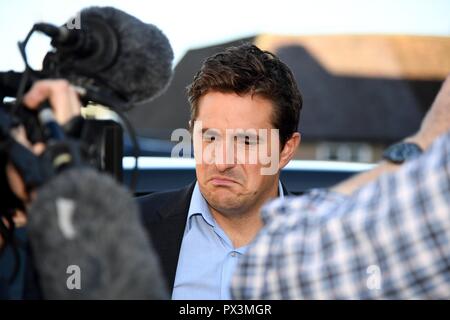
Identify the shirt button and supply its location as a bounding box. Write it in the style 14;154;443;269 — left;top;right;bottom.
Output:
230;252;236;257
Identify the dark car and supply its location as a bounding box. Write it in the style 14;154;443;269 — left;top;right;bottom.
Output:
123;155;374;196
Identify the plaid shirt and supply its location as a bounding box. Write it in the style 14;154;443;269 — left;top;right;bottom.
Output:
231;131;450;299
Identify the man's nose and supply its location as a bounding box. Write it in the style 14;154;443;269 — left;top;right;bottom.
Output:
214;139;236;172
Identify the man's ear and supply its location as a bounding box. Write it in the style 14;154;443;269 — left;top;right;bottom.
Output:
279;132;301;170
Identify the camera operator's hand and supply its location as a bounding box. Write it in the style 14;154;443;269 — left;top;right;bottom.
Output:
23;79;82;125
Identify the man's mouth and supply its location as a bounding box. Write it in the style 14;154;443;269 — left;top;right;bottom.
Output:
209;176;239;186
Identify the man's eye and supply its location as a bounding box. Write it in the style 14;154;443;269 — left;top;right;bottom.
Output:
234;136;257;145
244;136;257;145
204;135;216;142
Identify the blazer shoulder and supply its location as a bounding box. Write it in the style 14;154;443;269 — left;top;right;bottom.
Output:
136;182;195;221
137;188;185;207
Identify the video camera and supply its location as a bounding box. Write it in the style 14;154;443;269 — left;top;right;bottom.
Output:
0;6;174;278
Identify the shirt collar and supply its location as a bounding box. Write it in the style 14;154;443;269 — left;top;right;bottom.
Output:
187;182;215;228
278;180;285;197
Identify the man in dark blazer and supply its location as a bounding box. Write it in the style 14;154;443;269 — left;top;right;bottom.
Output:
138;181;291;296
138;43;303;299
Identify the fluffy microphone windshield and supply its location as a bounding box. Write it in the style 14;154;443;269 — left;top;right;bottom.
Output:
58;6;174;105
28;168;168;299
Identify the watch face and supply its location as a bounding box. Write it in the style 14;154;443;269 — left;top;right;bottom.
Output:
383;142;423;163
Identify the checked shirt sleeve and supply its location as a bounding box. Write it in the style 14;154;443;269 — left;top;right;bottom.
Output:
231;131;450;299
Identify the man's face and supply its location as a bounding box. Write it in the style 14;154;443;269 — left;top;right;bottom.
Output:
193;91;283;217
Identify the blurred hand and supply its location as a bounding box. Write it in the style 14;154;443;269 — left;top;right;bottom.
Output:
23;79;82;125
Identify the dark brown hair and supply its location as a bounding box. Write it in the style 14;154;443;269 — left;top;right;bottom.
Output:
187;43;302;148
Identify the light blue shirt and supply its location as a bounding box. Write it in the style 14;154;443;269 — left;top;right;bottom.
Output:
171;181;284;300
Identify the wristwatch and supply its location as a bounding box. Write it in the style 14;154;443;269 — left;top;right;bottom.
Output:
382;142;423;164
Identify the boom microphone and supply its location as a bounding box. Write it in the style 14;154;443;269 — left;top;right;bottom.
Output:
39;6;174;106
27;168;168;299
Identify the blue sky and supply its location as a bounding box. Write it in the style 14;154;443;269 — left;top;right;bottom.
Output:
0;0;449;71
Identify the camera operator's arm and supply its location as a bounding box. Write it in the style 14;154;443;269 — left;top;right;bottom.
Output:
4;79;82;217
331;74;450;195
1;80;82;250
1;80;82;252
